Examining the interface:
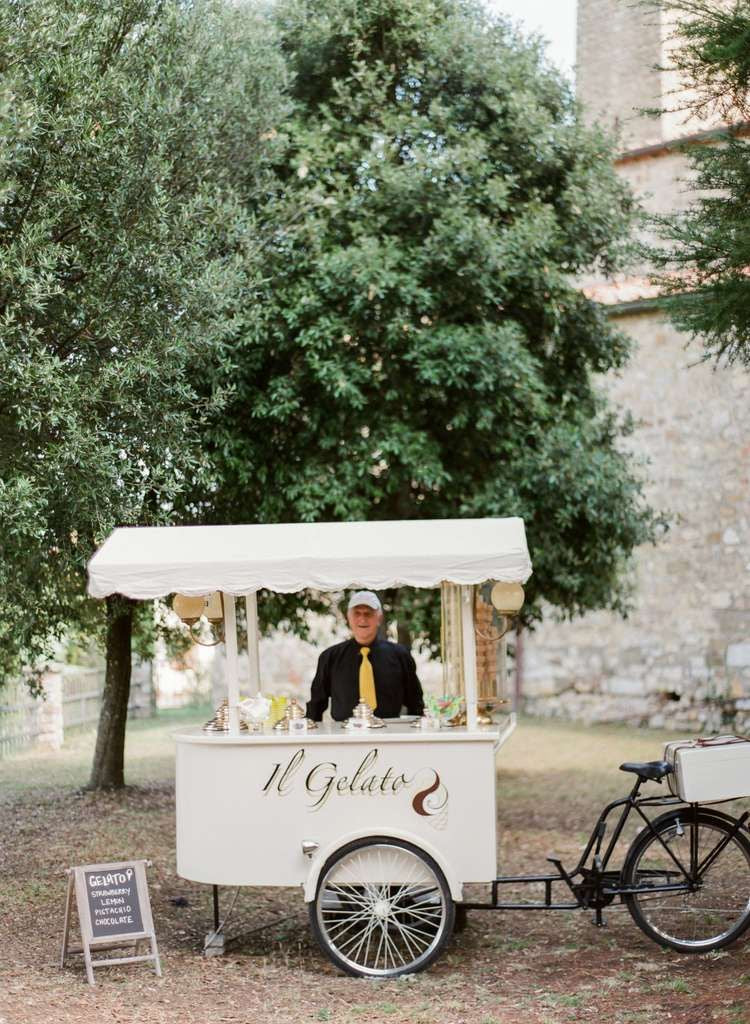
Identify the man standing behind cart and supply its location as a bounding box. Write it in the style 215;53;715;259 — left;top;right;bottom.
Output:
306;591;424;721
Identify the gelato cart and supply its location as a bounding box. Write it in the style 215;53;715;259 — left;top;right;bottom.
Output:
87;517;531;977
89;517;750;975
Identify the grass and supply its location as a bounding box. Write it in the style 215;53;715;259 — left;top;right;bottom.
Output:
540;993;584;1008
657;978;692;994
0;702;211;797
728;1006;750;1024
2;712;750;1024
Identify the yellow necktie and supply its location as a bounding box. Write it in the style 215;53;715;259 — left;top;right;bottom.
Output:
359;646;377;710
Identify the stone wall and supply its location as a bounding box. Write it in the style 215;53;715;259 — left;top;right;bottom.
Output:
524;312;750;733
577;0;722;151
576;0;664;149
526;1;750;734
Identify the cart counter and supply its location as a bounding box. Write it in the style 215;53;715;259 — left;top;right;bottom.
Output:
175;722;508;896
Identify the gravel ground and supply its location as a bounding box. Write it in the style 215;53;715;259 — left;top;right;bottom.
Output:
1;711;749;1024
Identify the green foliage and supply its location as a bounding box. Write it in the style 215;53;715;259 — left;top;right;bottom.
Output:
653;1;750;123
1;0;664;685
0;0;287;683
653;135;750;367
648;1;750;367
207;0;660;636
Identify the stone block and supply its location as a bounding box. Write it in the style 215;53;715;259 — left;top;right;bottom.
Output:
606;677;644;697
522;673;570;698
729;675;745;699
691;685;709;701
574;678;597;694
727;642;750;668
36;670;64;751
659;665;684;683
688;658;709;681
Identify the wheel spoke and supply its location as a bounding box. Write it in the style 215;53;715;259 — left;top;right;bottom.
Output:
323;907;373;941
337;914;379;959
350;914;380;964
383;922;406;967
390;881;433;902
326;882;370;908
387;913;421;960
390;917;433;951
373;919;386;970
390;918;439;944
394;903;442;923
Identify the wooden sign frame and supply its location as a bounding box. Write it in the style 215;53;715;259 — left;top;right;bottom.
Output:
61;859;162;986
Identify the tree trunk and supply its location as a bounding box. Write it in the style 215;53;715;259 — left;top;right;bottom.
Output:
396;620;412;649
384;587;412;649
89;595;135;789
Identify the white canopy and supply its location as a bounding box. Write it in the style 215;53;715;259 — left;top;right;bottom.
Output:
87;517;532;600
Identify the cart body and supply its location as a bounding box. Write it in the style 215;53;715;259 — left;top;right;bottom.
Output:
175;723;500;900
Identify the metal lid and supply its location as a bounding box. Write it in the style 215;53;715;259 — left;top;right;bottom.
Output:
202;698;248;732
343;701;385;730
273;698;318;731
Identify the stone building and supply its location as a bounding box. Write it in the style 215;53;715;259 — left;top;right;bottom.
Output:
523;0;750;730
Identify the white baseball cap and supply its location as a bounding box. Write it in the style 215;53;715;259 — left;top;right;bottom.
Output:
347;590;382;612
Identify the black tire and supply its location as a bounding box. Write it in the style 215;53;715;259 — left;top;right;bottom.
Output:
309;836;455;978
622;808;750;953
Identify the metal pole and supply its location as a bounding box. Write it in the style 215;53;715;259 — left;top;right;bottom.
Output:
223;594;241;734
213;885;220;932
514;624;524;714
461;585;478;730
244;593;261;697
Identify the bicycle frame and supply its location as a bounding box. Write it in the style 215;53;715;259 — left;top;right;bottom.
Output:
463;774;750;923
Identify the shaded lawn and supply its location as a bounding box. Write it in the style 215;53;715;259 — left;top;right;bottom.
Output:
1;710;749;1024
0;703;209;798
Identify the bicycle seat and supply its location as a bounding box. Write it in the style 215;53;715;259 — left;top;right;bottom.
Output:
619;760;673;782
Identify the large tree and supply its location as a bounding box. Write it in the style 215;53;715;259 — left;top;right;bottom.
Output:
0;0;286;786
650;0;750;367
205;0;660;633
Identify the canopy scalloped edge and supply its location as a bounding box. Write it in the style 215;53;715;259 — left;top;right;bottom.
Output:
87;518;532;600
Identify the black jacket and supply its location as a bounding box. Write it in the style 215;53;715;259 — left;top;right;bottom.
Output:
306;637;424;721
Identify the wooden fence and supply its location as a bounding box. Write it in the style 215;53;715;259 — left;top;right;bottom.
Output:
0;678;41;760
0;663;153;760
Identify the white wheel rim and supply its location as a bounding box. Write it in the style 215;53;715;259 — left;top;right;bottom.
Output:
316;843;448;976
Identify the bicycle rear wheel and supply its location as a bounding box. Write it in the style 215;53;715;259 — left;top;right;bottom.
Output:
622;808;750;953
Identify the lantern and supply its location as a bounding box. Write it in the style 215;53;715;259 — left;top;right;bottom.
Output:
172;591;225;646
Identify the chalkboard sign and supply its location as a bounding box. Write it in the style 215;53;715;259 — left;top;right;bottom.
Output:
60;860;161;986
84;865;144;938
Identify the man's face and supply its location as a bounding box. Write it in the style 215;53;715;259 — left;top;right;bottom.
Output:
347;604;382;646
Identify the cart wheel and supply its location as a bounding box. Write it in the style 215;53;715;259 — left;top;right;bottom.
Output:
622;808;750;953
310;836;455;978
